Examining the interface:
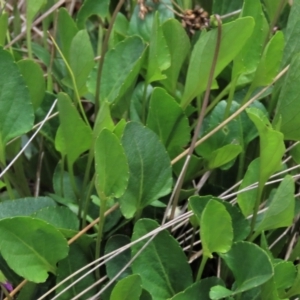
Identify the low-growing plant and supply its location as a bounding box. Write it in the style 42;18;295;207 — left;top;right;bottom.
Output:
0;0;300;299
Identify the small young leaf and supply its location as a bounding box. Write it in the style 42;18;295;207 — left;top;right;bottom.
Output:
0;48;33;146
274;260;296;290
147;87;190;158
119;122;172;218
94;129;129;200
17;59;45;110
210;285;233;299
161;19;190;93
55;92;92;166
110;274;142;300
255;175;295;232
131;219;193;300
146;12;170;83
26;0;46;23
220;241;273;294
76;0;109;29
0;217;68;282
201;199;233;257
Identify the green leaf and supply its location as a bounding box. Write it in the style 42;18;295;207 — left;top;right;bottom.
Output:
210;285;233;299
212;0;243;16
110;274;142;300
0;197;56;220
0;217;68;282
119;123;172;218
128;0;174;42
32;206;79;231
274;260;296;290
255;175;295;232
56;243;96;298
233;0;268;77
237;158;259;217
146;87;190;158
146;12;170;83
105;235;132;281
131;219;193;300
207;144;242;170
0;13;8;47
94;129;129;200
200;199;233;257
273;53;300;140
170;277;224;300
285;264;300;298
196;101;243;158
26;0;46;23
87;36;147;104
17;59;45;110
76;0;110;29
247;107;285;185
66;30;95;95
0;48;33;146
252;31;284;88
182;17;254;108
57;8;78;62
264;0;285;21
282;0;300;66
220;241;273;294
55;92;92;166
161;19;190;93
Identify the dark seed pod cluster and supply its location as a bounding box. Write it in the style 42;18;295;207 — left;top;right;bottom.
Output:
181;6;210;35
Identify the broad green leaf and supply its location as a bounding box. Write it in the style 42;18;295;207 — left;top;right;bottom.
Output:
94;129;129;200
146;12;170;83
207;144;242;169
237;158;259;217
131;219;193;300
212;0;243;16
273;53;300;140
161;19;190;93
233;0;268;77
285;265;300;298
66;30;95;95
274;260;296;290
252;31;284;88
113;119;127;139
108;13;129;49
56;243;96;298
0;13;8;47
146;87;190;158
220;241;273;294
57;8;78;62
0;48;33;147
260;278;281;300
196;101;243;158
105;235;132;281
32;206;79;231
170;277;224;300
17;59;45;110
76;0;110;29
189;195;212;226
201;199;233;257
119;122;172;218
255;175;295;232
26;0;46;23
0;197;56;220
87;36;147;104
282;0;300;66
182;17;254;108
128;0;174;42
0;217;68;282
247;107;285;185
55;93;92;166
110;274;142;300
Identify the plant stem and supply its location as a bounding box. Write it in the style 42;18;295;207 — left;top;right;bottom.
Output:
82;174;95;229
224;76;238;120
95;197;107;279
196;255;208;281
